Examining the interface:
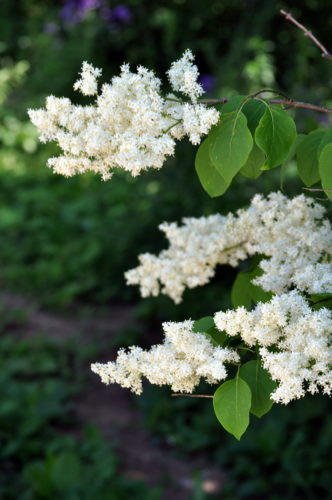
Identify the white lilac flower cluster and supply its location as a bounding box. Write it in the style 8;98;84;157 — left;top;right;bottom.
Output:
91;320;239;394
125;192;332;303
28;51;219;180
215;291;332;404
93;193;332;404
92;290;332;403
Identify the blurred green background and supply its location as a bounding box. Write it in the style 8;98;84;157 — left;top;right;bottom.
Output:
0;0;332;498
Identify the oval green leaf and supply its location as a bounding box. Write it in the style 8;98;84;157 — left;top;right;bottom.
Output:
195;138;230;197
255;106;297;169
241;99;266;134
231;261;272;309
318;128;332;157
297;129;325;186
240;360;276;418
240;143;265;179
209;111;253;183
319;142;332;200
213;377;251;440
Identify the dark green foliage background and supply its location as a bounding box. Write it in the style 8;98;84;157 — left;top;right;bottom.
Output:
0;0;331;498
0;308;161;500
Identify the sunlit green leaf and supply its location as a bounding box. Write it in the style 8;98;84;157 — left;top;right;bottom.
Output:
209;111;253;183
195;138;230;197
213;377;251;440
255;106;297;169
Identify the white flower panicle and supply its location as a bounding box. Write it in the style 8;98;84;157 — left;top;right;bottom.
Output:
29;51;219;179
125;192;332;303
92;291;332;403
94;192;332;405
214;291;332;404
73;61;102;96
91;320;239;394
167;49;204;101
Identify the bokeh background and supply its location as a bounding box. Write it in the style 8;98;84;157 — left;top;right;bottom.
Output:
0;1;332;498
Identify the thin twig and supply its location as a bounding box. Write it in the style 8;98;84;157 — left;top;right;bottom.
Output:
280;9;332;61
200;97;332;114
250;88;293;101
171;393;213;399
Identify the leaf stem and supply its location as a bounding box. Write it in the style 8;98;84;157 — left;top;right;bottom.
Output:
162;119;182;134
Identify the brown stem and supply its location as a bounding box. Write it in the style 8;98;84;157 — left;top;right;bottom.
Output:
280;9;332;61
249;88;292;101
200;97;332;114
171;393;213;399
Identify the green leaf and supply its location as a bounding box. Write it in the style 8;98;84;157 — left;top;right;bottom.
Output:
193;317;228;346
249;271;272;304
225;99;266;179
231;259;272;309
297;130;325;186
240;143;265;179
240;360;276;418
213;376;251;440
255;106;297;169
51;452;81;490
221;95;246;114
231;271;252;309
207;328;229;346
241;99;266;134
195;138;230;197
319;142;332;200
310;293;332;310
24;461;53;497
318;128;332;157
221;97;265;134
285;133;305;163
193;316;215;332
209;111;253;184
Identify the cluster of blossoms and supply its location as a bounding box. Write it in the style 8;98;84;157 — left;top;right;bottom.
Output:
215;291;332;404
125;192;332;303
91;320;239;394
28;51;219;180
93;193;332;405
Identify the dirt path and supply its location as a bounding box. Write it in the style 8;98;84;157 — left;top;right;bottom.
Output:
0;292;224;500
